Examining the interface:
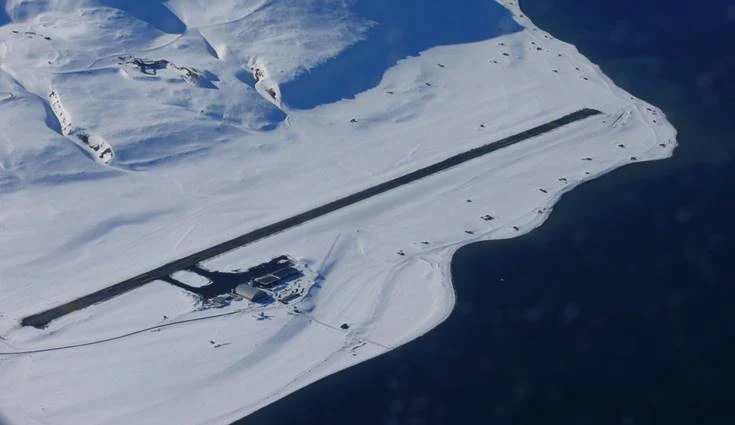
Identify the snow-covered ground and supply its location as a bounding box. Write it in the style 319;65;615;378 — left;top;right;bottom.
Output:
0;0;676;424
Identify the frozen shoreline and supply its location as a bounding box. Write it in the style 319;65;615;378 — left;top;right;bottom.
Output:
0;1;676;423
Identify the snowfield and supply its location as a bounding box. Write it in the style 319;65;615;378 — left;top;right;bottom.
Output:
0;0;676;424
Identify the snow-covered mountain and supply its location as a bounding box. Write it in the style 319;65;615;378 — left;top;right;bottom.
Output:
0;1;675;424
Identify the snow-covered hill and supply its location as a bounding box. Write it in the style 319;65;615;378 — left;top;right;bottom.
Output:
0;1;675;424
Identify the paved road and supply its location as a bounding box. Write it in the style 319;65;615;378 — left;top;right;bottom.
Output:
21;108;601;328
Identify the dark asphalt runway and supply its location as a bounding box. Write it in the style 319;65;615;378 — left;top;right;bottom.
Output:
21;108;601;328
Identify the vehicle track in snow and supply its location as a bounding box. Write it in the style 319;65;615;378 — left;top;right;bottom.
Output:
20;108;601;329
3;305;260;355
1;304;385;356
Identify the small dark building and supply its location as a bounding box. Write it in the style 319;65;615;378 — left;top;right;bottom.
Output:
272;267;301;280
254;274;280;287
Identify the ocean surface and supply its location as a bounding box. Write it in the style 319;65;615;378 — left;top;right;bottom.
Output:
242;0;734;424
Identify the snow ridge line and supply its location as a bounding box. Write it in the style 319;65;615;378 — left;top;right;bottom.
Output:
249;58;282;109
48;90;115;164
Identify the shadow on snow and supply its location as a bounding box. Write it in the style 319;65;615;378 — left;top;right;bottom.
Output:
1;1;185;33
280;0;522;109
0;5;9;26
98;0;187;34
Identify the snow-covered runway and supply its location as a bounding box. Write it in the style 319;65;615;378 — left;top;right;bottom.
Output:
20;108;600;329
0;0;676;423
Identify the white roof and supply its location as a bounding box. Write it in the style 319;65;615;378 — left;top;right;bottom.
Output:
234;284;265;298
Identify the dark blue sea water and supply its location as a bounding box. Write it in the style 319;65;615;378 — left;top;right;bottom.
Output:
241;1;735;424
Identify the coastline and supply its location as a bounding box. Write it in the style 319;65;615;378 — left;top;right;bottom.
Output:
231;0;679;421
0;1;677;423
